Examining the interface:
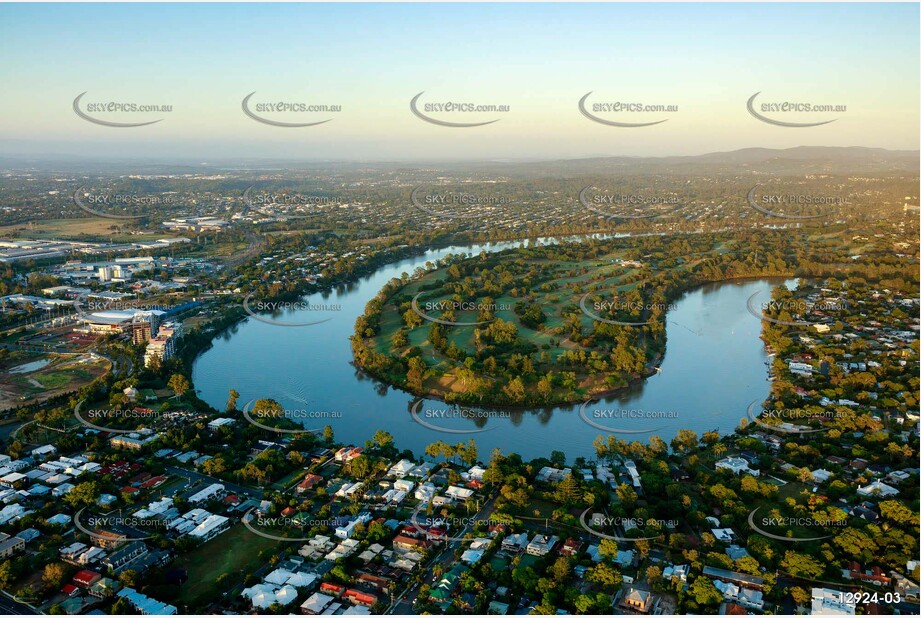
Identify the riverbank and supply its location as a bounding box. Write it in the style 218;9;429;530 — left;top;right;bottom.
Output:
192;229;799;459
350;238;796;408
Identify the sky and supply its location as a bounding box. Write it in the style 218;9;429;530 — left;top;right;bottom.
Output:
0;2;918;162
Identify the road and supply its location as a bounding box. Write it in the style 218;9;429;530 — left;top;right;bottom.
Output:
92;350;131;379
224;229;265;272
164;465;261;500
388;495;498;614
0;341;72;354
0;591;40;615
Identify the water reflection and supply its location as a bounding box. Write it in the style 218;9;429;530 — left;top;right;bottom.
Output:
194;236;791;460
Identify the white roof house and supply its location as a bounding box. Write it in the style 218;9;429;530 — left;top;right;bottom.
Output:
393;479;415;492
414;482;436;502
502;533;529;552
207;417;234;430
715;457;760;477
464;465;487;481
388;459;416;477
52;483;76;497
31;445;58;459
0;472;27;486
187;483;225;504
461;549;484;564
445;486;474;501
188;514;229;541
856;480;899;497
811;588;856;615
117;588;177;615
264;568;294;586
335;512;371;539
242;584;277;609
857;480;899;498
711;528;737;543
301;592;335;614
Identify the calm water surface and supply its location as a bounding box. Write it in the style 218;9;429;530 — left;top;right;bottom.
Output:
193;237;793;460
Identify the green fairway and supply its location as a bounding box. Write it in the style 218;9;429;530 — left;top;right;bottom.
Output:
174;523;282;607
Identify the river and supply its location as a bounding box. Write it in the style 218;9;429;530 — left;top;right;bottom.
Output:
193;237;792;461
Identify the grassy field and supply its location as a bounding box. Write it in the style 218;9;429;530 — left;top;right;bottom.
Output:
365;243;687;404
0;218;184;242
0;354;109;409
174;523;282;607
270;468;307;491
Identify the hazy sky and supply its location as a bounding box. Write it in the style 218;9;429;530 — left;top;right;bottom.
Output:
0;2;918;161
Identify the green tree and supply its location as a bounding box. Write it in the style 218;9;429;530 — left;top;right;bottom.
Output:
780;550;825;579
63;481;99;509
42;563;69;590
407;357;427;391
502;376;526;403
226;388;240;412
372;430;394;450
168;373;190;398
790;586;810;608
688;576;723;607
598;538;619;560
586;562;621;590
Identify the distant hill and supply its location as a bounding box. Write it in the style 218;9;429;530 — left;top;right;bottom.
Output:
498;146;920;177
0;146;917;177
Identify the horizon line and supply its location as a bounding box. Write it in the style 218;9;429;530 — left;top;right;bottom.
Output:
0;144;918;167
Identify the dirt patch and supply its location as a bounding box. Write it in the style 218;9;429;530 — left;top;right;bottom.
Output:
0;353;110;411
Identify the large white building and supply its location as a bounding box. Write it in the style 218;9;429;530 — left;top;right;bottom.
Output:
187;483;225;504
144;334;175;367
715;457;760;477
188;514;230;542
335;512;372;539
526;535;559;556
811;588;856;615
856;480;899;498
